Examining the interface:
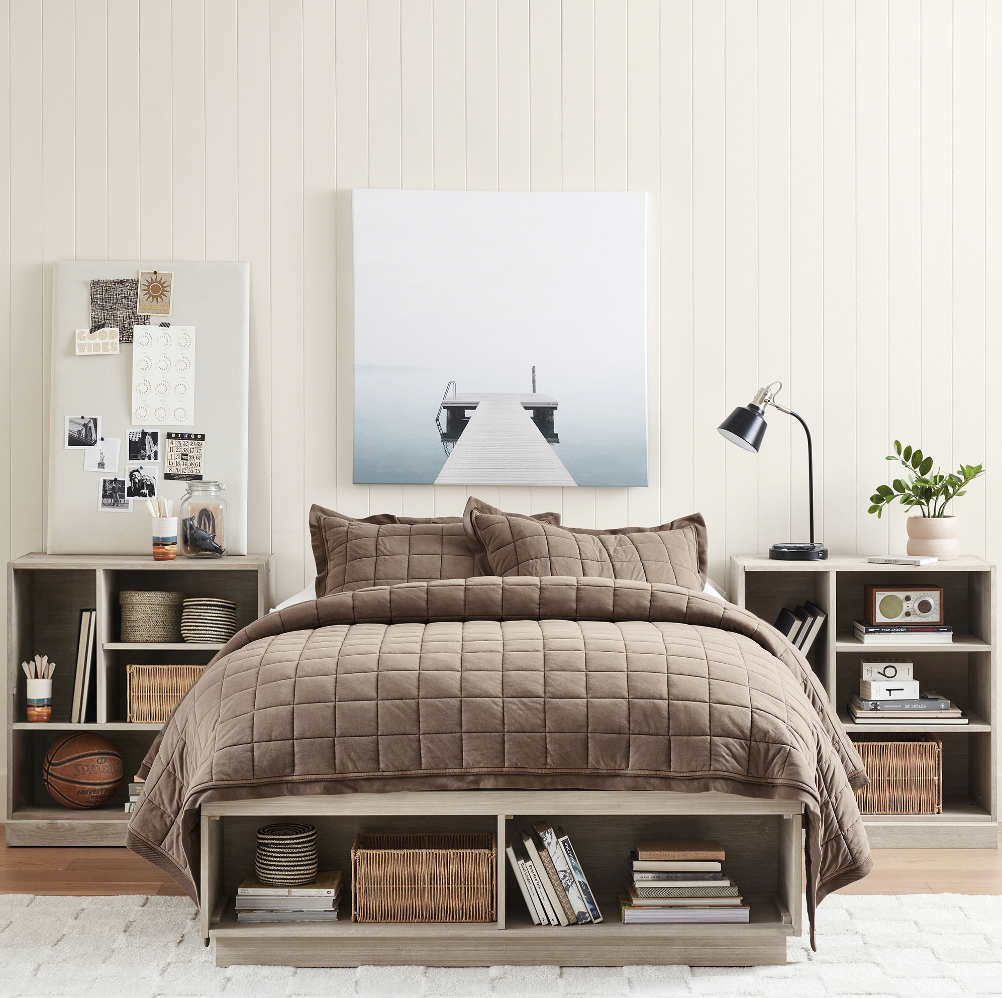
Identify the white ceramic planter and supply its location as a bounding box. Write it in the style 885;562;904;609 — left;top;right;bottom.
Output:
906;515;960;560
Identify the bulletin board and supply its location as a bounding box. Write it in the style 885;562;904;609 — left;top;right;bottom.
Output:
47;261;250;555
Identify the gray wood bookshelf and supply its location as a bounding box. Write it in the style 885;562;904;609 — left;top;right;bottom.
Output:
730;555;997;848
6;553;272;846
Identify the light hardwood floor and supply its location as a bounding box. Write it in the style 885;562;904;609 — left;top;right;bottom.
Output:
0;826;999;898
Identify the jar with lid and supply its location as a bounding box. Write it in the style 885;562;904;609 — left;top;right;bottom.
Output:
179;481;227;557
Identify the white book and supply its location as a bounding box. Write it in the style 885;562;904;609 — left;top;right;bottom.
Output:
237;871;342;897
517;858;546;925
632;859;722;873
522;856;558;925
505;842;540;925
521;832;568;926
859;678;920;700
70;610;91;723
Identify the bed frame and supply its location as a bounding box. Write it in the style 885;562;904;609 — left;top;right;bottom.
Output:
200;790;803;967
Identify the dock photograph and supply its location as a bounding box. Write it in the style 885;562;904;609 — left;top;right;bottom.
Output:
351;189;649;487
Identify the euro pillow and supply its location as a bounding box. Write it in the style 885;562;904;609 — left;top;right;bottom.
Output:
466;509;708;590
309;502;561;597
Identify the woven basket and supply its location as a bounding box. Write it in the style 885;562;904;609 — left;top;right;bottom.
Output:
120;590;184;643
854;737;943;815
255;823;320;886
351;833;496;923
126;663;206;723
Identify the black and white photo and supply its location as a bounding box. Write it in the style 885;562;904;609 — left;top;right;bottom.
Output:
97;477;131;512
126;462;158;499
65;415;101;449
128;428;160;462
83;437;121;474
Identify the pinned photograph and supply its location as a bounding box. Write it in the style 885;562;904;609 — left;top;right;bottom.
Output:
65;415;101;449
128;428;160;462
83;437;121;474
164;432;205;481
75;327;120;355
126;463;158;499
97;477;131;512
137;270;173;316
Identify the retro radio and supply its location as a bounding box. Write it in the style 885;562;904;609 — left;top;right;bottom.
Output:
864;585;944;626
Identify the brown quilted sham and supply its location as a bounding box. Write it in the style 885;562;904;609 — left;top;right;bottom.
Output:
461;496;562;574
310;502;560;597
126;576;870;946
467;507;707;590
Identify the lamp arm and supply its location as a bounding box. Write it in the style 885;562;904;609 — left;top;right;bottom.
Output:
771;402;815;545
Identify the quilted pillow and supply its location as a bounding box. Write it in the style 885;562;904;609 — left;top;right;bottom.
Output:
309;503;561;597
466;509;708;590
461;497;561;574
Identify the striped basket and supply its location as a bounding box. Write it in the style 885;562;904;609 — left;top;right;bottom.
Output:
853;736;943;815
126;663;206;723
351;833;496;923
255;823;319;887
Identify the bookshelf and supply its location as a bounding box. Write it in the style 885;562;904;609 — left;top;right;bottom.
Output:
6;553;272;846
731;555;997;848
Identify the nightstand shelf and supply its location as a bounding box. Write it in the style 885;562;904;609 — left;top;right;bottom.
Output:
6;553;272;846
731;555;997;849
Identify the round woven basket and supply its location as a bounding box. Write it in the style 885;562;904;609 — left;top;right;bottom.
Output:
254;822;319;887
181;598;238;644
119;591;184;643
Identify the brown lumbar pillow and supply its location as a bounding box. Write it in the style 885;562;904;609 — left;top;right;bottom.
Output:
466;509;708;590
461;497;562;574
310;502;561;597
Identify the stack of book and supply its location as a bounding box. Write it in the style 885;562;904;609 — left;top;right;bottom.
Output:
773;601;827;656
123;775;144;814
505;821;603;926
852;620;952;644
234;871;342;922
619;840;749;924
848;658;968;725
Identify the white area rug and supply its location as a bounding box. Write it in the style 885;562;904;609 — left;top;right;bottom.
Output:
0;893;1000;998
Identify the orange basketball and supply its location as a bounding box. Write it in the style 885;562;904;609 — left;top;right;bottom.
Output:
42;733;124;809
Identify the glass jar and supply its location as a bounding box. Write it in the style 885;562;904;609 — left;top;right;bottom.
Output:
179;481;227;557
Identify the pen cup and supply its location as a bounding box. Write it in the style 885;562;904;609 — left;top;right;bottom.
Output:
26;678;52;723
152;516;179;561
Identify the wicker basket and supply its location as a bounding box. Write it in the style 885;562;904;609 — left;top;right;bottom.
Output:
351;833;496;923
126;663;206;723
120;590;184;643
854;737;943;815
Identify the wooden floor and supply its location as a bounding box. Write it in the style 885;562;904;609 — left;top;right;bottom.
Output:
0;826;999;897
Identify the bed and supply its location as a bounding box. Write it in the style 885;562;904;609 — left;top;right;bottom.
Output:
126;499;872;949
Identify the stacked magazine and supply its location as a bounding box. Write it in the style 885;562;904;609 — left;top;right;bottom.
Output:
234;871;342;922
505;821;603;926
619;840;749;924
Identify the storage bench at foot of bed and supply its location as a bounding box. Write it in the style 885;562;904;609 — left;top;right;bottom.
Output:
200;790;804;968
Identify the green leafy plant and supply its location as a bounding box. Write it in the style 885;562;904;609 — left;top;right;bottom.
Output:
867;442;984;518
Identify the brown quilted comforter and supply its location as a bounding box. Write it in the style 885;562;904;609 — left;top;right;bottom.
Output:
127;576;871;943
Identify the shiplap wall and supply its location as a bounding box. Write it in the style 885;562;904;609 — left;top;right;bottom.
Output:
1;2;999;601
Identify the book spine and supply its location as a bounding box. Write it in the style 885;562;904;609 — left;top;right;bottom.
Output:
506;845;540;926
533;824;590;923
516;858;544;925
522;859;558;925
557;833;603;924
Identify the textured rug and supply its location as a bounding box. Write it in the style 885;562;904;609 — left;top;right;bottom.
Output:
0;893;999;998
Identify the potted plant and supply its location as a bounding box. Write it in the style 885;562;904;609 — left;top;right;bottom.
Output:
867;442;984;560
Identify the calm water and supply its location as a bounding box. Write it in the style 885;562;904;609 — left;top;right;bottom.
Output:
353;365;648;487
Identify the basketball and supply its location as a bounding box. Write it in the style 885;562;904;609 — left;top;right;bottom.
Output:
42;734;123;809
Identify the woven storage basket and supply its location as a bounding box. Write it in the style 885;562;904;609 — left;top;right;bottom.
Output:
126;663;206;723
351;833;496;923
119;590;184;643
854;737;943;815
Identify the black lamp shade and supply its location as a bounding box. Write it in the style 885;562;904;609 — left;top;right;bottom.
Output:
717;404;767;452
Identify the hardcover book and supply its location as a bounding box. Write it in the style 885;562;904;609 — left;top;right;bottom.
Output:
635;840;725;862
521;831;571;925
851;692;951;711
505;841;541;926
237;871;342;897
554;825;603;923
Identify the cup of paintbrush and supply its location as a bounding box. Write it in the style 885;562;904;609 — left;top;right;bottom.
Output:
23;655;54;722
149;498;178;561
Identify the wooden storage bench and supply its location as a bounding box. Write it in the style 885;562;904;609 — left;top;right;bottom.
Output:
200;790;804;968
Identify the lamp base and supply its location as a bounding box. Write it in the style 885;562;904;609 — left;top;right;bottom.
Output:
769;542;829;561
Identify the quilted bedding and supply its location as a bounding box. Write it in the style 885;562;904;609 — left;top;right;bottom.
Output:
126;576;871;943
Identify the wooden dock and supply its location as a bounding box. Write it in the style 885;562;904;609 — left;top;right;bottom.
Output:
434;394;576;486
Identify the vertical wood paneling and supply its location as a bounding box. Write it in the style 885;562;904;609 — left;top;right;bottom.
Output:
0;0;8;788
756;0;792;554
237;0;272;557
854;0;889;555
172;0;206;259
659;0;694;527
986;0;1002;563
75;0;109;260
269;0;305;595
139;0;172;257
723;0;758;556
691;0;726;578
466;0;498;192
822;0;856;554
205;0;239;261
886;0;922;547
107;0;140;258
